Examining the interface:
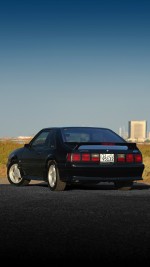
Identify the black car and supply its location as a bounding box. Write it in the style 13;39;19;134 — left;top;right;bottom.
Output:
7;127;145;191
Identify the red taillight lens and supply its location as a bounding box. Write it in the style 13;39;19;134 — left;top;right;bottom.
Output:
126;154;134;162
117;154;125;162
134;154;142;163
91;153;99;162
67;152;143;164
72;153;81;162
82;153;90;162
67;153;98;162
67;153;71;161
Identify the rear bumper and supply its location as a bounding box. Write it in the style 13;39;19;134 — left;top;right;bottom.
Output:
58;163;145;183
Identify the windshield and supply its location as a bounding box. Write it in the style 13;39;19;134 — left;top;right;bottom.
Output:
61;127;125;143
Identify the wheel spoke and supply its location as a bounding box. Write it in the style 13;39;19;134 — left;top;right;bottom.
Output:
9;164;22;184
48;165;56;187
48;163;66;191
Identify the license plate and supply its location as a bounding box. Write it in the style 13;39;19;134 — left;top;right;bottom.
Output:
100;154;114;163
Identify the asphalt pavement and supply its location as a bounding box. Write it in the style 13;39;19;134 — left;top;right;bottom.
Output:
1;178;150;266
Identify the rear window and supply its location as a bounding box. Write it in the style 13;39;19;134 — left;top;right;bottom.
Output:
61;127;125;143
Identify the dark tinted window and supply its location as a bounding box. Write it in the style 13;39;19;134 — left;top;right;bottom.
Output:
45;131;56;149
62;127;125;143
32;131;50;147
31;130;56;148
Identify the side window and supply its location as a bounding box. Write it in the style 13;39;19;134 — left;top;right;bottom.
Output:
32;131;50;147
46;131;56;149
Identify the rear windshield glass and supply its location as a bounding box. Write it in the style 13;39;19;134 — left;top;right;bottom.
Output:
61;127;125;143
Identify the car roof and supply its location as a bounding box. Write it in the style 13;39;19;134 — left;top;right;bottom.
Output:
40;126;113;131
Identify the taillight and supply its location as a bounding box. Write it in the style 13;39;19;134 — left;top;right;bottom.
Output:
134;154;142;163
72;153;81;162
67;152;143;163
117;154;125;162
67;153;97;162
126;154;134;162
82;153;90;162
91;153;99;162
66;153;71;161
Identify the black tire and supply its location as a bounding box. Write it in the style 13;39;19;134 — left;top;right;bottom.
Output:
47;161;66;191
7;162;30;186
114;181;133;190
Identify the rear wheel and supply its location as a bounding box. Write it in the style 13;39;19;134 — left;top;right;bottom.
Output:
47;161;66;191
114;181;133;190
7;162;30;186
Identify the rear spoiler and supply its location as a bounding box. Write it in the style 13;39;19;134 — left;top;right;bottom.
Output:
64;142;137;150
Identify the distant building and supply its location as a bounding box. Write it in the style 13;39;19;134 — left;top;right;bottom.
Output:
128;120;147;142
118;126;128;140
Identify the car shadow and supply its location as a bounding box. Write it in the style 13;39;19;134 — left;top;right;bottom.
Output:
30;181;150;191
1;180;150;191
131;182;150;190
68;182;150;191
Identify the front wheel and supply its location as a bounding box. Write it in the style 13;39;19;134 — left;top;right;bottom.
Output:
7;162;30;186
47;161;66;191
114;181;133;190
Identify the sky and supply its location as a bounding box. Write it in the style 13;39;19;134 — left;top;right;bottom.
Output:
0;0;150;137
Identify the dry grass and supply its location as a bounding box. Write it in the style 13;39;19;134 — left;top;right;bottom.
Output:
0;140;29;178
0;141;150;183
142;157;150;183
137;144;150;183
0;164;7;177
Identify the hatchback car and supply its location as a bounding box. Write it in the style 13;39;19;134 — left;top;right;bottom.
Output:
7;127;145;191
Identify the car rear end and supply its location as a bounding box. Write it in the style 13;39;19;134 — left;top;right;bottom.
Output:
58;127;144;185
64;142;144;183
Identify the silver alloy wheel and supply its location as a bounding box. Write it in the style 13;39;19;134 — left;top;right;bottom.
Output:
48;164;57;188
9;163;22;184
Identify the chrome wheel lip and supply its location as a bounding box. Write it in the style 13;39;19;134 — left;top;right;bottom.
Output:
48;165;57;188
9;164;22;184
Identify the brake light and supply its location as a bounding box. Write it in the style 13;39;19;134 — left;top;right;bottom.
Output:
91;153;99;162
72;153;81;162
82;153;90;162
126;154;134;163
67;152;143;163
67;153;97;162
134;154;142;163
66;153;71;161
117;154;125;162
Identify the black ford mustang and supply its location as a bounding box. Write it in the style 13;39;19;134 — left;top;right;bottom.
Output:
7;127;145;191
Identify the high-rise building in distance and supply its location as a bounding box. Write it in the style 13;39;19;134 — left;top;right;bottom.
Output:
128;120;147;142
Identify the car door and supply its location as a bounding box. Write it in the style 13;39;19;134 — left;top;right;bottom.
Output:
20;130;54;177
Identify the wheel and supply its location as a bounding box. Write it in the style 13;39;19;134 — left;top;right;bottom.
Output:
7;162;30;186
47;161;66;191
114;181;133;190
